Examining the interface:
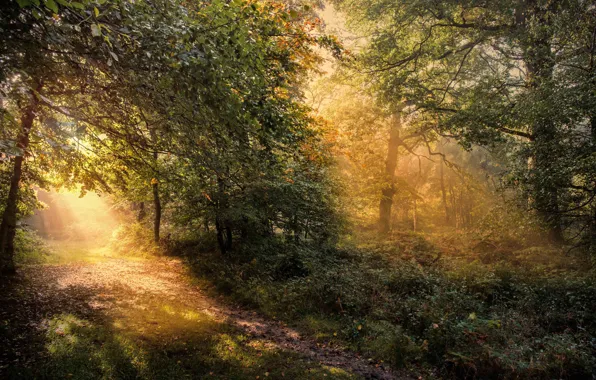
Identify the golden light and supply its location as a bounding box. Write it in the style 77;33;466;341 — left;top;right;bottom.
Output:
27;188;121;244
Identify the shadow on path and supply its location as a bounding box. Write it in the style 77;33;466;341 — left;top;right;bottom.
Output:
0;258;395;379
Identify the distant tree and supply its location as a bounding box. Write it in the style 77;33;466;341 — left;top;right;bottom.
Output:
333;0;596;245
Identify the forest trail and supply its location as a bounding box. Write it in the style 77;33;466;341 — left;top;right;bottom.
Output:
0;253;399;380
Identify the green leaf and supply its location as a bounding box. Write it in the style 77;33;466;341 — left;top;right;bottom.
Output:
16;0;31;8
94;7;99;17
45;0;58;13
70;2;85;10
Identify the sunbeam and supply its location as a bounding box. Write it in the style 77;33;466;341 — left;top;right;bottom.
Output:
26;189;121;243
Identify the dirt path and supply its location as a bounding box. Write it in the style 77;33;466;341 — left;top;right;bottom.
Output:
0;257;399;379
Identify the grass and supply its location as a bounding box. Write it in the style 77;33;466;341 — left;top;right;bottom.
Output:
43;241;121;264
14;225;596;379
5;231;359;380
14;225;155;265
25;301;355;380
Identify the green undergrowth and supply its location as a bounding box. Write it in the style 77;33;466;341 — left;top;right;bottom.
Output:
178;231;596;379
14;228;116;265
108;222;161;257
5;290;355;379
14;223;158;265
14;228;49;264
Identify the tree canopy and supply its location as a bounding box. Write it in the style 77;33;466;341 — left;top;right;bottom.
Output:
332;0;596;247
3;1;596;379
1;0;340;271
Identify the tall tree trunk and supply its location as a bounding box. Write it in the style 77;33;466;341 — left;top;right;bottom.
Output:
152;180;161;243
438;141;450;225
150;129;161;243
215;215;226;255
216;177;231;253
590;108;596;255
379;112;402;234
293;214;300;243
412;198;417;231
0;89;38;274
225;225;232;250
449;183;458;229
587;32;596;255
520;1;563;243
137;201;146;222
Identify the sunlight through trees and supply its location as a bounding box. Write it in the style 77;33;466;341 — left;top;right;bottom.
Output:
2;0;596;379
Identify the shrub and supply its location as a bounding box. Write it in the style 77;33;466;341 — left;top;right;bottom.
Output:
179;231;596;378
14;228;49;264
108;223;160;257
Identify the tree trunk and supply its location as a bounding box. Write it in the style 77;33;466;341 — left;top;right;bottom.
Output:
520;1;564;243
137;201;146;222
0;90;38;275
438;141;450;225
379;112;402;234
225;226;232;250
152;180;161;243
449;183;458;229
412;198;417;231
589;109;596;255
591;206;596;257
150;129;161;243
293;214;300;243
215;216;226;255
216;177;231;253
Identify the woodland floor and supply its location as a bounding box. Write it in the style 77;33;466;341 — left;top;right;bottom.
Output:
0;246;400;380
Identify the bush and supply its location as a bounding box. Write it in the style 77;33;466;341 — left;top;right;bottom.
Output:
179;231;596;378
108;223;160;257
14;228;49;264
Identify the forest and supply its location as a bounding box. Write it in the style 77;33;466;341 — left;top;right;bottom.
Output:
1;0;596;379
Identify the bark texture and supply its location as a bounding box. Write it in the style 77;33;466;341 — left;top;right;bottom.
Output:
0;90;38;274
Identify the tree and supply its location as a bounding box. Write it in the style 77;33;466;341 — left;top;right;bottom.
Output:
0;0;100;273
332;0;596;245
0;0;342;271
379;111;404;233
